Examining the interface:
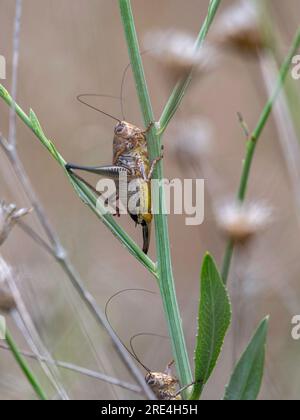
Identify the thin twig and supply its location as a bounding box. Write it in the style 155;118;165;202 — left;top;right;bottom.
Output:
17;220;55;257
259;53;300;225
221;27;300;284
0;343;142;395
11;309;70;400
3;0;67;400
1;0;155;397
8;0;22;150
5;328;48;400
0;131;155;400
0;254;70;400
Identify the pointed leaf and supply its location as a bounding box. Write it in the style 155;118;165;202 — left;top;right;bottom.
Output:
224;317;269;401
29;109;45;137
190;254;231;399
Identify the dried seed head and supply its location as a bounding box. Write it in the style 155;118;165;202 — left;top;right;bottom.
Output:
169;117;213;169
144;30;218;84
0;256;16;312
213;1;266;55
216;201;273;243
0;200;31;246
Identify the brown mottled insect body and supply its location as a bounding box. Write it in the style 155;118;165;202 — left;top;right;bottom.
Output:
113;121;153;254
66;120;158;254
146;366;182;400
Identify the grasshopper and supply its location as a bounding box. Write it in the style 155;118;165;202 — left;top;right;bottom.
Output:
66;95;162;254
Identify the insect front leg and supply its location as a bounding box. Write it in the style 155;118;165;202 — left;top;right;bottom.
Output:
113;144;129;166
147;147;164;181
165;360;175;376
174;381;196;399
142;121;154;135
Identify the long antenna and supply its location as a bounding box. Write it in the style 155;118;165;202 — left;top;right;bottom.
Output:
77;94;121;123
119;50;151;121
120;62;131;121
105;288;157;374
78;52;151;124
129;332;169;369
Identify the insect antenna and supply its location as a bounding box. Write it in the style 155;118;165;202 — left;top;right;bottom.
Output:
77;93;121;123
105;288;157;374
119;62;131;121
119;50;151;121
78;51;151;123
129;332;170;369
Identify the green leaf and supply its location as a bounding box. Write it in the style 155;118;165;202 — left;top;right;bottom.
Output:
0;83;9;99
158;0;222;133
190;254;231;400
29;109;44;136
224;317;269;401
5;328;48;400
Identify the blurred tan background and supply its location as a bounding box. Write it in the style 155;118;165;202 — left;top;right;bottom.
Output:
0;0;300;400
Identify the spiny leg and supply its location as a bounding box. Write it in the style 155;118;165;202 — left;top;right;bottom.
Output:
175;381;197;398
66;167;99;197
66;165;122;216
147;147;164;181
66;163;130;180
142;121;154;135
165;360;175;376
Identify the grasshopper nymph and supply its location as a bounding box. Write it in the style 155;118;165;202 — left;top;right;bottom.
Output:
66;98;162;254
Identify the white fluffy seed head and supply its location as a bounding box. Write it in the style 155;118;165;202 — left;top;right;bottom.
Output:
144;30;218;83
213;1;266;55
216;201;273;243
169;117;213;168
0;200;31;246
0;256;15;312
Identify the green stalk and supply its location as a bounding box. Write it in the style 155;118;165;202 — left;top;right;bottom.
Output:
5;328;47;400
159;0;222;133
118;0;192;390
119;0;223;394
222;27;300;284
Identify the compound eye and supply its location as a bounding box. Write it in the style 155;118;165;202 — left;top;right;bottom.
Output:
115;124;124;135
146;375;156;386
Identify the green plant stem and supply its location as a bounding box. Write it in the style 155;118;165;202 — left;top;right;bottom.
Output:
119;0;223;395
0;342;142;394
159;0;222;133
5;328;47;400
118;0;193;391
222;27;300;284
221;240;234;284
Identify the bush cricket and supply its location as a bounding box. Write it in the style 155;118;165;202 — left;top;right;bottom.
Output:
66;95;162;254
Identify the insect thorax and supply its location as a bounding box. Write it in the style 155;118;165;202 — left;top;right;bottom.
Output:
113;121;149;176
145;372;181;401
